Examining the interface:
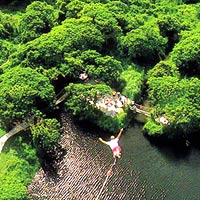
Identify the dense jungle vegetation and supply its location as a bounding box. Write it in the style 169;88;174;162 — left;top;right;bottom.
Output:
0;0;200;199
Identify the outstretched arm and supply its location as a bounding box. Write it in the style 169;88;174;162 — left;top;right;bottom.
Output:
99;138;108;145
117;128;123;139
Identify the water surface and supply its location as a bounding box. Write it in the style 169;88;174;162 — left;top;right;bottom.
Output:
28;114;200;200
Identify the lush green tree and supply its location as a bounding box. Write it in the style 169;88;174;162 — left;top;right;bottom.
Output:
157;15;181;53
30;118;61;150
0;66;55;129
119;19;168;61
78;3;122;48
106;1;129;30
125;13;148;32
175;4;199;30
19;1;57;42
147;76;200;137
0;138;39;200
65;0;86;18
0;11;18;39
64;83;112;118
147;60;180;78
61;50;123;85
170;30;200;77
0;40;16;66
157;15;181;38
56;0;108;20
1;0;200;144
10;17;104;75
63;83;129;133
120;65;144;99
129;0;152;14
148;76;183;106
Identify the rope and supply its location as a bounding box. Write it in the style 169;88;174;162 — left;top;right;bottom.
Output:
95;157;117;200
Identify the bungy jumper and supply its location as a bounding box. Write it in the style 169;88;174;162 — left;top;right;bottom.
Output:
96;128;123;200
99;128;123;159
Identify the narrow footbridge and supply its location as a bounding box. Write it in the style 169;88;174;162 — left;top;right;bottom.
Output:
130;103;151;117
0;118;34;153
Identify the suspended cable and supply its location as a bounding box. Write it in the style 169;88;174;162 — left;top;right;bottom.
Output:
95;157;117;200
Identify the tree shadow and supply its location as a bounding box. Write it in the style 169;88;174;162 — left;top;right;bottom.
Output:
40;144;67;181
144;134;192;162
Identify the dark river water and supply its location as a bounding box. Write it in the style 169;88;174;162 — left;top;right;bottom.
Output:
28;113;200;200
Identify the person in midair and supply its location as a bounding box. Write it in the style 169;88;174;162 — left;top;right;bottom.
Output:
99;128;123;158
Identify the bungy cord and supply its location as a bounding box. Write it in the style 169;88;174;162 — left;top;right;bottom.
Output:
95;157;117;200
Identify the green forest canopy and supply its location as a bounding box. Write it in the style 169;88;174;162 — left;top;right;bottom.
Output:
0;0;200;199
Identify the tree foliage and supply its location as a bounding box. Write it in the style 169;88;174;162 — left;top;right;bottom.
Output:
0;0;199;138
120;65;144;99
170;30;200;77
119;19;168;61
63;83;127;132
1;0;200;198
64;83;112;118
0;11;18;39
147;76;200;137
147;60;180;78
30;118;61;150
19;1;57;43
78;3;123;47
0;66;55;129
0;138;39;200
0;40;16;66
61;50;123;85
10;17;104;77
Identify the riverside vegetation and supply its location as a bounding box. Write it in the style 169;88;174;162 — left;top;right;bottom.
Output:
0;0;200;199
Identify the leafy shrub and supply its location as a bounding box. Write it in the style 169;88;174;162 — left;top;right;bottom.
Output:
62;50;123;85
147;60;180;78
143;117;164;136
0;138;39;200
19;1;57;42
30;118;61;150
120;66;144;99
0;66;55;129
119;19;168;61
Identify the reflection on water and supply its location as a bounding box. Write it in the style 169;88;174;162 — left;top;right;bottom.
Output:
28;114;200;200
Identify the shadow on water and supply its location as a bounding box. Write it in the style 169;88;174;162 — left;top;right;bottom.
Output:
40;144;67;181
144;134;192;161
189;131;200;150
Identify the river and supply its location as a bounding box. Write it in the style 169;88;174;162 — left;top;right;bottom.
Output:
28;113;200;200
